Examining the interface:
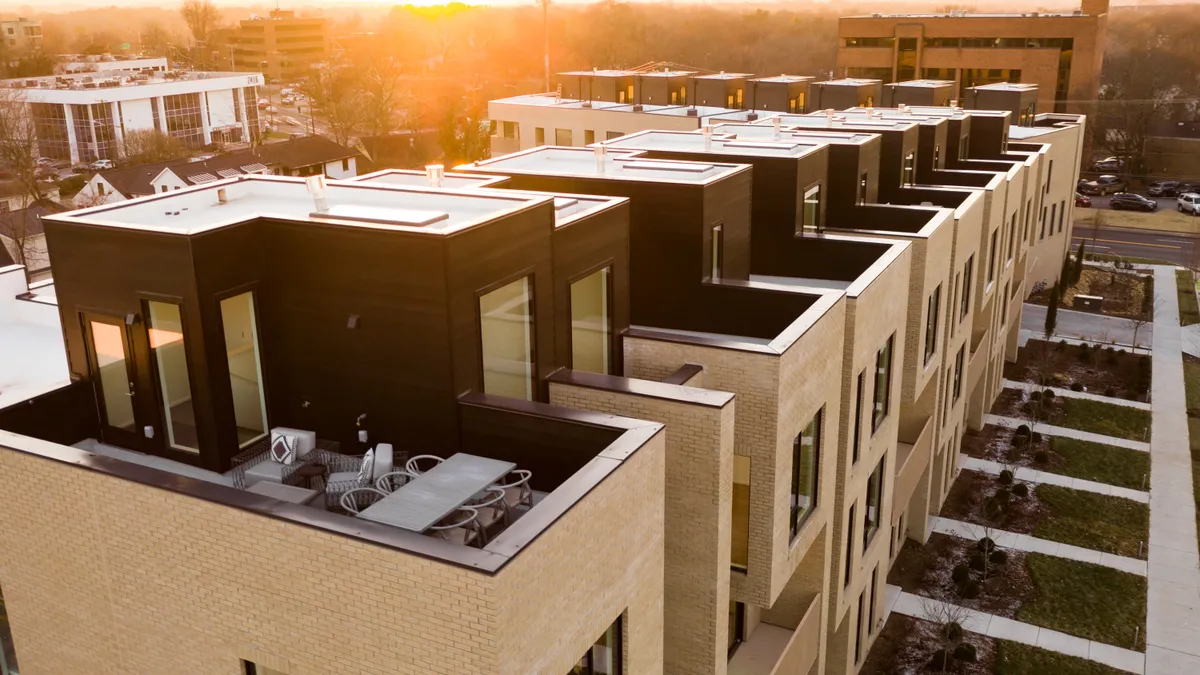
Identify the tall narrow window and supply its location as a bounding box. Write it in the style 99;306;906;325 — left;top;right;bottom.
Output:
902;152;916;186
953;346;965;401
933;144;941;169
868;564;879;635
0;583;18;675
570;268;610;374
535;127;545;145
1024;198;1032;242
864;456;885;547
242;662;287;675
987;229;998;283
1002;282;1011;325
479;277;534;400
220;292;269;447
711;223;724;280
959;135;969;160
1058;200;1066;233
728;601;746;657
1040;206;1047;240
854;590;866;663
872;335;894;431
1049;204;1057;237
1045;160;1054;194
732;455;750;571
802;183;822;232
951;273;961;336
1007;214;1017;263
147;301;198;453
572;614;623;675
844;503;856;588
852;370;865;464
960;255;973;320
924;284;941;365
859;171;868;204
790;409;822;540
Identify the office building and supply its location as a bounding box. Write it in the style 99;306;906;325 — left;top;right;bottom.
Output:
1;68;266;163
0;85;1084;675
209;9;330;82
0;18;41;53
57;56;169;75
836;0;1109;113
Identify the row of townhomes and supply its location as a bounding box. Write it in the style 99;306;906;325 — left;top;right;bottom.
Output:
0;74;1083;675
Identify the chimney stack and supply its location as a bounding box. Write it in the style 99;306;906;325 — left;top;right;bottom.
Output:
305;174;328;213
425;164;445;188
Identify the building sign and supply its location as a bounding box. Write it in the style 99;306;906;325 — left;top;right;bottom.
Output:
246;74;263;87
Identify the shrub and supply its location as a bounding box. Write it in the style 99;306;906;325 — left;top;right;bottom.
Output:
1030;390;1042;402
1031;432;1042;444
1104;387;1116;397
1011;435;1028;449
995;488;1012;506
1042;389;1056;401
1015;424;1031;437
954;643;978;663
968;552;986;572
1058;339;1068;349
928;649;953;671
976;537;996;553
1107;354;1118;365
944;622;964;641
989;549;1008;565
985;498;1005;519
1012;482;1030;498
999;469;1014;485
1078;350;1093;363
952;564;971;584
960;579;981;599
1071;382;1084;392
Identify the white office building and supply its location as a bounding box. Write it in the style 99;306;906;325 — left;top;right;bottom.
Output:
1;69;265;163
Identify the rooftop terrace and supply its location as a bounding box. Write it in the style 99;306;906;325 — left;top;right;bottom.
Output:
467;146;749;184
601;129;825;159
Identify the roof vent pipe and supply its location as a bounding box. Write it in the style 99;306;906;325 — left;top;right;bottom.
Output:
866;103;874;117
217;187;227;204
595;144;606;174
825;108;835;127
426;164;444;188
702;124;713;151
305;174;328;213
950;99;958;109
772;116;781;140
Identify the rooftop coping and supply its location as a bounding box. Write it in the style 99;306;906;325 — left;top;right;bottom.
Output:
600;129;825;159
694;72;753;80
888;79;956;88
711;123;878;145
0;68;253;91
749;75;815;83
558;69;637;77
970;82;1039;92
350;169;508;190
846;105;971;120
465;146;749;185
774;114;919;132
48;175;551;236
812;78;883;87
837;109;951;126
636;70;697;78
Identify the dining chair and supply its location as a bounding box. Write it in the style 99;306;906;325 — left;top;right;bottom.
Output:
406;454;445;475
465;487;510;540
375;470;419;494
493;469;533;511
428;507;482;547
339;487;388;515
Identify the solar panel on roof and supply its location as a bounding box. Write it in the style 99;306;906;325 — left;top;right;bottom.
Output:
217;169;242;178
241;163;269;173
190;173;218;184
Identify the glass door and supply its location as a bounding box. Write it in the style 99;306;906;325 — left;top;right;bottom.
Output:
83;314;145;449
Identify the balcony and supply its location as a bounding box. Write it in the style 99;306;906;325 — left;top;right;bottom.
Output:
729;592;823;675
968;326;990;392
893;414;933;514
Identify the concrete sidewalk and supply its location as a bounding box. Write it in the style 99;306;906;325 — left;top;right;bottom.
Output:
1145;265;1200;675
1003;378;1152;411
959;454;1149;503
930;515;1147;576
985;414;1150;452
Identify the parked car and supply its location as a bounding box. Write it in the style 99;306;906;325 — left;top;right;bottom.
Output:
1091;156;1125;172
1148;180;1182;197
88;159;114;171
1075;193;1091;208
1110;193;1157;212
1178;183;1200;196
1080;175;1127;195
35;157;54;167
1179;193;1200;216
265;105;278;113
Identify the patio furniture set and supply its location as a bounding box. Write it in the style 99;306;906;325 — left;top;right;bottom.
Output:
233;428;533;547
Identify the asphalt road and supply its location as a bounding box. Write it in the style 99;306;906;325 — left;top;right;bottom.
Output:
1071;223;1199;266
1082;194;1181;211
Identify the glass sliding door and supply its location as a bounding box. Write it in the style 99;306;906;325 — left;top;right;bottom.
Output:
219;291;268;447
479;276;534;400
732;455;750;570
89;319;136;432
570;268;611;375
147;301;198;453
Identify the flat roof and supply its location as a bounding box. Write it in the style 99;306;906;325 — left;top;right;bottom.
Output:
843;11;1091;18
750;75;814;84
813;78;882;87
971;82;1039;92
847;105;970;120
466;146;748;185
0;267;70;409
602;130;824;159
50;175;549;236
0;68;253;92
553;100;629;110
888;79;955;88
642;105;743;118
838;110;951;127
694;72;752;80
762;114;918;132
637;70;696;78
558;69;636;77
350;169;507;190
712;123;878;145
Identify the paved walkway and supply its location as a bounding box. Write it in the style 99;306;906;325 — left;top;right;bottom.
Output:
883;586;1145;674
930;515;1147;576
1022;302;1152;349
1182;323;1200;359
1003;378;1153;411
1145;265;1200;675
1018;328;1154;355
960;454;1150;503
985;413;1151;452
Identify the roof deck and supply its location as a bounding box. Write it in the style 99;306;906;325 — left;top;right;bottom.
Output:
889;79;956;88
712;123;878;146
350;168;508;190
750;75;814;84
768;114;919;132
694;72;753;81
970;82;1040;93
601;130;825;159
467;146;749;185
811;78;883;88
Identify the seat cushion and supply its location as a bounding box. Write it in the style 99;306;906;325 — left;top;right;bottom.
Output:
373;443;394;481
327;471;361;486
244;460;287;486
271;427;317;457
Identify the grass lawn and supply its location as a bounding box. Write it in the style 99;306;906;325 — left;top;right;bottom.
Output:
1189;418;1200;565
994;639;1131;674
1055;398;1152;441
1186;360;1200;414
1178;270;1200;327
1017;553;1147;651
1035;485;1150;558
1086;252;1174;266
1049;437;1151;490
1077;207;1200;233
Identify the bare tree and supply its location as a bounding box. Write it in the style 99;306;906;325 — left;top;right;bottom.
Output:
301;62;363;146
920;597;972;674
121;129;188;165
1127;297;1162;350
180;0;220;46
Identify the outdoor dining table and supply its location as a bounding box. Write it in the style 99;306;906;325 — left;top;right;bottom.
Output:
356;452;516;532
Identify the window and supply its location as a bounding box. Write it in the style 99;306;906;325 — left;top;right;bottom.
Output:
584;129;595;145
163;92;204;148
732;455;750;570
535;127;545;145
896;37;918;81
933;144;940;169
0;583;18;675
959;135;969;160
1040;206;1047;240
953;346;965;401
951;274;960;337
872;335;894;431
570;267;611;374
219;292;268;448
987;228;998;284
479;277;535;400
242;662;287;675
961;256;973;320
1045;160;1053;194
852;370;865;464
924;284;941;365
868;565;879;635
859;172;868;205
572;615;622;674
1024;198;1032;242
728;601;746;657
502;121;518;139
161;185;168;193
605;131;623;141
1002;281;1011;325
1007;213;1016;263
555;128;573;145
790;409;822;540
97;182;105;196
844;503;856;588
902;152;916;186
711;223;723;280
864;456;885;548
341;158;349;172
147;301;198;453
854;590;866;663
1058;200;1066;233
1049;204;1057;237
844;37;895;48
802;184;821;232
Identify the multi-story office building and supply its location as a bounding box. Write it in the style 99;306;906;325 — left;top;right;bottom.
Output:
209;9;330;82
0;18;41;53
1;68;265;163
57;56;169;75
0;84;1083;675
836;0;1109;113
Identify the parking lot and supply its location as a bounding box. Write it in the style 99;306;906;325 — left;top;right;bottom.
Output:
1083;194;1185;212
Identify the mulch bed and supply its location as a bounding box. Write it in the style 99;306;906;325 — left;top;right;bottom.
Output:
860;614;996;675
1003;339;1150;401
941;469;1048;537
960;424;1053;471
1026;267;1151;319
889;534;1037;619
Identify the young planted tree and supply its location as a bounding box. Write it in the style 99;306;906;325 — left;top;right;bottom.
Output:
921;597;975;673
1073;240;1087;285
1045;282;1059;340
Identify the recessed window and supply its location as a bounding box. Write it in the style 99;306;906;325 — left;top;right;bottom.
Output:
728;601;746;657
147;301;198;453
790;409;822;540
479;276;534;400
868;564;879;635
960;256;974;320
97;182;105;195
844;503;856;588
1007;213;1017;262
555;128;573;145
924;284;941;365
219;291;268;448
1058;200;1066;233
570;267;611;375
959;135;969;160
987;229;998;283
863;456;885;548
0;583;19;675
872;335;894;431
242;661;287;675
1002;281;1011;325
953;346;965;401
933;144;940;169
1040;206;1047;240
573;614;623;674
732;455;750;571
605;131;623;141
859;172;869;204
341;158;349;172
535;127;545;145
802;183;821;233
584;129;595;145
502;121;518;139
951;273;961;336
852;370;865;464
711;223;724;280
902;152;916;186
854;590;866;663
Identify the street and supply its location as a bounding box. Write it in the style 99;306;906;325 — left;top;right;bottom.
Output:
1082;194;1182;211
1071;223;1198;266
